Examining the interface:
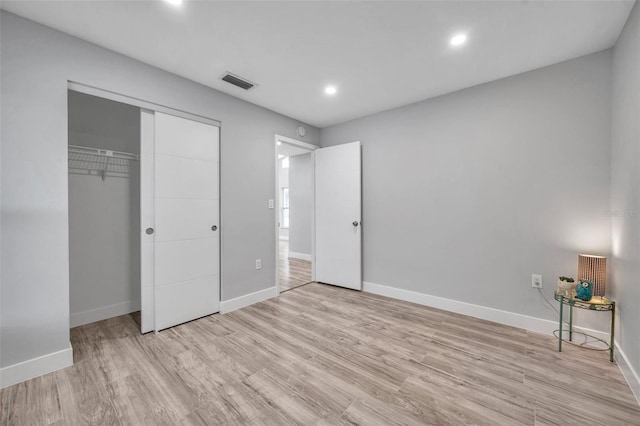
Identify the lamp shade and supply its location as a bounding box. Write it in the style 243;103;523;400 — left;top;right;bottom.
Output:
577;254;607;297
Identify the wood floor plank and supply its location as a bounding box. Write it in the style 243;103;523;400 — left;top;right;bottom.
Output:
107;373;184;425
236;304;410;390
400;374;532;426
70;321;110;363
423;337;527;385
0;383;11;426
523;370;640;425
2;282;639;425
225;310;417;412
4;374;62;426
341;397;428;426
180;383;296;426
525;330;630;384
228;321;407;399
54;358;120;426
261;362;356;417
244;368;326;424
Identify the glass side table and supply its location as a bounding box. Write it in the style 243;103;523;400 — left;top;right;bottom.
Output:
554;291;615;362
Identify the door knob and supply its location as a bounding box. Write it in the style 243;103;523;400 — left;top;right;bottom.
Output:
211;225;218;231
146;228;154;235
352;221;359;227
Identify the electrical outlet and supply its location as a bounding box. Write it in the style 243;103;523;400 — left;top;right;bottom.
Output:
256;259;262;270
531;274;542;288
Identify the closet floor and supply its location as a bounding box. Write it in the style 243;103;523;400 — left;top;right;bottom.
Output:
2;283;639;425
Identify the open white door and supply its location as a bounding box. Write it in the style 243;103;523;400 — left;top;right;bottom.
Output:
315;141;362;290
141;111;220;332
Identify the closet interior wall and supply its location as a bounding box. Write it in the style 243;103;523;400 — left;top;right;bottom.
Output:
68;91;141;328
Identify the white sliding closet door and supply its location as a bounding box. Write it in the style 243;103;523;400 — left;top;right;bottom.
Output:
141;111;220;332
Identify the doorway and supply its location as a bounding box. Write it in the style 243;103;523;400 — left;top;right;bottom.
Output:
275;135;317;293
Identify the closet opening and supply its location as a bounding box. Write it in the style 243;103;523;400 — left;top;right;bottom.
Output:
68;90;142;330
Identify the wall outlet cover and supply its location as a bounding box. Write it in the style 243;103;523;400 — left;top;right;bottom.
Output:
531;274;543;288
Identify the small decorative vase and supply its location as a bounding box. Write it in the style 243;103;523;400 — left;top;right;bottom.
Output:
557;279;574;297
575;279;593;301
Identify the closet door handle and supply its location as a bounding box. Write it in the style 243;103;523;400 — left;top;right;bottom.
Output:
145;227;154;235
211;225;218;231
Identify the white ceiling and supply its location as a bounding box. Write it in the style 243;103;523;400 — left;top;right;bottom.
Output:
1;0;634;128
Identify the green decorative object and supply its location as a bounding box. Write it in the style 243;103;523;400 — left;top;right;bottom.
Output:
575;278;593;301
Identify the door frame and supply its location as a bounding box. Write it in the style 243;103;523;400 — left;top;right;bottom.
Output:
68;81;222;334
68;81;221;127
274;134;318;294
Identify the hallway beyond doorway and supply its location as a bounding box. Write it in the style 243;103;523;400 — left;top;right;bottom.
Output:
279;240;311;292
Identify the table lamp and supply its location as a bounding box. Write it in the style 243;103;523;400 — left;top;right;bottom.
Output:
577;254;607;297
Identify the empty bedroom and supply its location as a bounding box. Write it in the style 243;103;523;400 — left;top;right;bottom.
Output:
1;1;639;424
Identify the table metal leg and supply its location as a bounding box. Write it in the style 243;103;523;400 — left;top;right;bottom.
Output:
558;296;563;352
569;303;573;342
610;303;615;362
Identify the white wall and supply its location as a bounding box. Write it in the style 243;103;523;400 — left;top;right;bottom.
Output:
279;158;289;240
321;51;612;332
0;11;319;377
289;153;313;255
68;92;141;327
611;1;640;394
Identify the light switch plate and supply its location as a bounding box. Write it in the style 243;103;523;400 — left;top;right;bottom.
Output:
268;199;274;209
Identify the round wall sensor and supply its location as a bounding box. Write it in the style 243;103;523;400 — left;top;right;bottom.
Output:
296;126;306;137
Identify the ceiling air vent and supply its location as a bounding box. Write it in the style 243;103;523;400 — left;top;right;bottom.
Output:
221;72;255;90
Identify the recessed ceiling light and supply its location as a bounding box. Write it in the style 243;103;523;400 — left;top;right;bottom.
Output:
450;34;467;46
277;141;282;146
325;86;337;96
165;0;183;6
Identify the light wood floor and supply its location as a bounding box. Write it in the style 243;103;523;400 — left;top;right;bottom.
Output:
279;240;312;292
2;283;639;425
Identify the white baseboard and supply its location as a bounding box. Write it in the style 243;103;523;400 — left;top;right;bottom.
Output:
220;286;277;314
0;342;73;389
70;300;141;328
362;281;610;341
615;342;640;406
288;251;312;261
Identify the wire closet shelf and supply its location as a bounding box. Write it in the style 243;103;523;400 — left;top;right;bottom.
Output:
68;145;139;180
